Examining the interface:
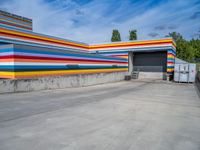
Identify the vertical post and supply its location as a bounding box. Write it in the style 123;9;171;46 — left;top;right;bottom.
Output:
128;52;133;75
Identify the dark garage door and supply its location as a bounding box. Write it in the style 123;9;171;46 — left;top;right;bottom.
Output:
133;51;167;72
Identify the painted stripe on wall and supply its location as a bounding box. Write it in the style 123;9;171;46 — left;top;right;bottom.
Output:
0;27;176;51
0;68;128;79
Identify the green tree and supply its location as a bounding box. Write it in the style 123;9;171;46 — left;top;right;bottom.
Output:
111;29;121;42
190;38;200;60
129;29;137;40
166;32;196;62
166;32;183;42
176;39;195;62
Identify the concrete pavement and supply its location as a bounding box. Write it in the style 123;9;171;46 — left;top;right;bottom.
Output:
0;80;200;150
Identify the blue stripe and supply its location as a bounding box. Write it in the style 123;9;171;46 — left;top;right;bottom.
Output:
93;51;128;54
167;58;175;61
0;65;128;71
0;48;13;53
168;49;176;55
0;37;88;53
167;66;174;68
0;47;127;62
14;48;127;61
0;20;32;29
0;16;32;25
14;48;127;62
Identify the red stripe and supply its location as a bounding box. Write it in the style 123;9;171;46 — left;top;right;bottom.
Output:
167;62;174;64
0;21;32;30
0;32;88;49
0;55;128;64
0;29;176;50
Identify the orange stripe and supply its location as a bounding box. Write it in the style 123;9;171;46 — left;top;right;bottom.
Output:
0;58;14;62
0;32;87;49
0;28;176;50
167;54;175;57
0;28;88;49
0;74;15;79
1;13;32;23
89;42;173;50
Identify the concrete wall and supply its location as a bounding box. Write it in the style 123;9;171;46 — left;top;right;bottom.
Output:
0;71;127;93
195;71;200;96
138;72;167;80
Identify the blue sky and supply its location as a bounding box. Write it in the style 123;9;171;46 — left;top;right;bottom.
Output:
0;0;200;43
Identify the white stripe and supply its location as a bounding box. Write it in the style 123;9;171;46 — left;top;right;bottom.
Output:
0;62;128;66
0;36;87;51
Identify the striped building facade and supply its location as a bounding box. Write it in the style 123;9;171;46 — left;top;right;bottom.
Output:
0;10;176;79
0;10;32;31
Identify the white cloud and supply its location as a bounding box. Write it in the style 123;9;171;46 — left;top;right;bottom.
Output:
0;0;200;43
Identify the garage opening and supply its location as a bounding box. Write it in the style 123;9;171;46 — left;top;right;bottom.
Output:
129;51;167;79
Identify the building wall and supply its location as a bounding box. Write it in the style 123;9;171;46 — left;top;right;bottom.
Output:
0;44;128;79
0;11;176;80
93;51;128;59
0;10;32;31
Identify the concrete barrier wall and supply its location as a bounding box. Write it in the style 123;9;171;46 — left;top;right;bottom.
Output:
196;71;200;94
0;71;127;93
138;72;167;80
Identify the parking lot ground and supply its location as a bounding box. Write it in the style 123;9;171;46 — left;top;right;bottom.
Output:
0;80;200;150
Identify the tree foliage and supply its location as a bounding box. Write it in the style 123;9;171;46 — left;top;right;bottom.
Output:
129;29;137;40
166;32;183;42
111;29;121;42
166;32;200;62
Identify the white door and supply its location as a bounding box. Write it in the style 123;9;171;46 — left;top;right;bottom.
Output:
174;64;180;82
179;64;189;82
188;64;196;82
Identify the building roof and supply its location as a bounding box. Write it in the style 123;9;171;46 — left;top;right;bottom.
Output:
0;11;176;53
175;57;188;64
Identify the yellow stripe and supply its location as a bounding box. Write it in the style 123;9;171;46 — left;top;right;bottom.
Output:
167;68;174;72
89;39;174;48
0;28;88;48
117;56;128;59
0;68;128;78
0;72;15;78
0;28;176;50
168;56;175;59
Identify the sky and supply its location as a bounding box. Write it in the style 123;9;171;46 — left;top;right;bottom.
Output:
0;0;200;43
